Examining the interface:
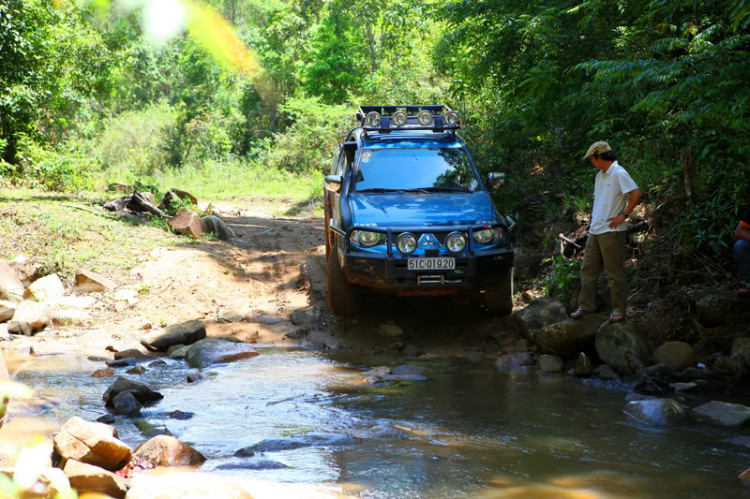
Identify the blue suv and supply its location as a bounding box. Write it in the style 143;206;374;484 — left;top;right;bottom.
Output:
323;105;514;316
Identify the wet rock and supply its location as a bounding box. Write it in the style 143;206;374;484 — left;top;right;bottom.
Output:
391;365;428;376
103;377;163;406
624;399;688;427
169;345;190;360
495;352;535;370
235;433;353;456
365;366;391;377
126;366;147;375
592;365;619;379
0;262;24;303
131;435;206;468
202;215;235;241
125;472;252;499
527;314;607;358
367;424;409;440
378;322;404;338
8;321;32;336
652;342;697;371
134;420;171;438
24;274;65;302
633;377;670;396
691;401;750;427
670;382;697;393
168;209;206;239
106;358;136;368
74;269;117;293
285;327;308;340
142;320;207;352
148;360;167;368
53;416;132;471
574;352;593;377
112;391;142;417
168;410;195;420
0;300;17;323
96;414;116;424
12;300;55;331
50;309;91;326
383;374;427;382
722;436;750;448
595;320;650;375
115;348;149;361
88;356;108;362
187;372;204;383
291;307;320;329
731;337;750;364
39;467;73;499
92;368;115;379
538;355;563;373
625;392;656;402
514;298;569;339
403;344;425;357
63;459;127;499
216;459;288;470
694;291;750;327
185;338;259;369
513;339;530;353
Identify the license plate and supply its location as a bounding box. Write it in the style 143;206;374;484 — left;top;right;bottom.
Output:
408;257;455;271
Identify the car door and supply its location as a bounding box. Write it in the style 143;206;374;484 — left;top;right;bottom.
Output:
325;145;345;259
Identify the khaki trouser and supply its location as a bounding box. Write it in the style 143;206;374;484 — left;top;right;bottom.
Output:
578;231;628;315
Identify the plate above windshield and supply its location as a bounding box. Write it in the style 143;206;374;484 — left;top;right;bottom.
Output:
355;148;479;192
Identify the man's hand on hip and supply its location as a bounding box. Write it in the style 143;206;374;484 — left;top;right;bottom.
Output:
607;214;627;229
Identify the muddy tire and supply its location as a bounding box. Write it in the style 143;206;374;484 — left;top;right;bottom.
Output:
484;266;513;316
327;243;360;317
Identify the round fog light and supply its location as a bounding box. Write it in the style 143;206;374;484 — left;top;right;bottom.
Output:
417;110;433;126
446;231;466;253
365;111;382;128
397;233;417;254
444;110;460;126
392;111;407;127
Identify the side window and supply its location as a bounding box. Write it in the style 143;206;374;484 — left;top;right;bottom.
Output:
330;145;342;175
339;147;349;176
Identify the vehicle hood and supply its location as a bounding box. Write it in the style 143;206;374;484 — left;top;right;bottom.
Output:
348;192;496;227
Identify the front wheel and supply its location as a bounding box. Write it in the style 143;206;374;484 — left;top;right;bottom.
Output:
327;243;360;317
484;266;514;316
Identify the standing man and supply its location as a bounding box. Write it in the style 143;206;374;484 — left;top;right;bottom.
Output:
571;141;643;322
735;209;750;295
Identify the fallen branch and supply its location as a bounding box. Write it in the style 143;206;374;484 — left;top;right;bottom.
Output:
128;190;167;218
558;233;581;249
61;203;119;221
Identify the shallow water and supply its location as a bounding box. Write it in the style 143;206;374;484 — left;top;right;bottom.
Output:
9;348;750;498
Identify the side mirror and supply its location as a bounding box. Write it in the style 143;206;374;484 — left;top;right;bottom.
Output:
487;172;506;189
324;174;344;193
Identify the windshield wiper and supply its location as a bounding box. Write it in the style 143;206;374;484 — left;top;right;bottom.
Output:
413;187;474;193
355;188;407;193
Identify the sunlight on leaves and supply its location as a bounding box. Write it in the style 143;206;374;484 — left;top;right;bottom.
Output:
13;437;52;491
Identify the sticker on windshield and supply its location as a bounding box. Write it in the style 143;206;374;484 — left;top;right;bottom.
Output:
362;152;372;158
362;158;370;163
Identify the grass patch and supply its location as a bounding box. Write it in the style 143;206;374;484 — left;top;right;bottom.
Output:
0;189;181;279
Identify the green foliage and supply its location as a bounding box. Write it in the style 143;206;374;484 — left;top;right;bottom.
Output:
542;254;582;306
15;137;95;192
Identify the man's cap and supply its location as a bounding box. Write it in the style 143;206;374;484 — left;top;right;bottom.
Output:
583;141;612;159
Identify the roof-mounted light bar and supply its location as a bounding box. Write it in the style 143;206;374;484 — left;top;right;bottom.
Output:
356;105;460;133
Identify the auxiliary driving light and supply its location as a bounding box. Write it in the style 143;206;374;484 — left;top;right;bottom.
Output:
446;231;467;253
397;233;417;254
365;111;382;128
473;228;494;244
392;111;408;127
444;110;460;126
417;110;434;126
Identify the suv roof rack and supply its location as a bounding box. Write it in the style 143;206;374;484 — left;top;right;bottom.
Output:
356;105;460;133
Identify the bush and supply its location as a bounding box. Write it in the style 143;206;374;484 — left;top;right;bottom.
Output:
14;137;95;192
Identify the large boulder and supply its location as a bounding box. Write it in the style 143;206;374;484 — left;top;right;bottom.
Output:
0;300;17;323
694;291;750;327
185;338;259;369
623;399;688;427
24;274;65;302
53;416;132;471
63;459;127;499
130;435;206;468
0;262;24;303
11;300;56;331
112;391;142;417
141;320;206;352
595;320;651;375
103;377;164;406
652;341;697;371
201;216;235;241
526;314;607;357
514;298;569;340
691;401;750;427
126;472;252;499
74;269;117;292
168;210;206;239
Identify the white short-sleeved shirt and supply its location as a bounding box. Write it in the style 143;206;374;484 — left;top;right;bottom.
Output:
589;161;639;235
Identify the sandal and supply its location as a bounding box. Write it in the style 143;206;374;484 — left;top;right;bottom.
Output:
570;308;589;320
609;311;624;323
739;287;750;297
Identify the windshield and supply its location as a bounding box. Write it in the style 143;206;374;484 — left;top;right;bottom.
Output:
354;148;480;192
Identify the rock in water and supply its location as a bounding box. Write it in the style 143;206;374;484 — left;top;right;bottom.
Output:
53;416;132;471
131;435;206;468
103;377;163;406
624;399;688;426
141;320;207;352
538;354;563;372
574;352;593;377
526;314;607;358
595;320;651;375
513;298;569;340
112;391;142;417
495;352;534;370
184;338;259;368
691;401;750;427
652;341;697;371
63;459;128;499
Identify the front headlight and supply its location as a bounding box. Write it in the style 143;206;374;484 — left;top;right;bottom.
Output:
397;233;417;254
350;230;382;248
473;228;494;244
446;232;467;253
